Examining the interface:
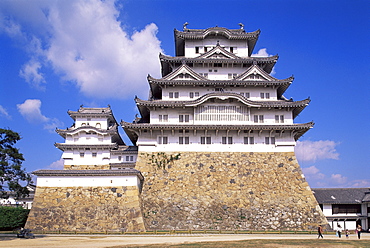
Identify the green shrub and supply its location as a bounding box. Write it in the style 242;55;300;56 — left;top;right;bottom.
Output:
0;206;30;231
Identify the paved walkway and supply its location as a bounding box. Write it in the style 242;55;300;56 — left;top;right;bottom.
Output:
0;233;369;248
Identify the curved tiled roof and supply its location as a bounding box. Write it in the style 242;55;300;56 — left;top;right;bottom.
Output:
148;75;293;86
136;93;309;108
160;53;277;76
160;53;278;64
175;27;260;40
56;124;120;138
68;106;115;121
121;121;313;142
174;27;260;57
54;143;118;151
32;169;144;180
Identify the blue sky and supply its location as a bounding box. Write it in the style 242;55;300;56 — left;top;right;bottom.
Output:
0;0;369;188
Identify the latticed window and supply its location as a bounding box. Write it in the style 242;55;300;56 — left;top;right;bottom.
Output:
195;105;249;122
179;137;189;144
200;137;211;144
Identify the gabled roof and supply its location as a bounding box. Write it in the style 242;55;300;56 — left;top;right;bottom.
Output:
67;105;118;125
174;26;260;56
197;44;240;59
148;66;293;100
160;53;278;76
312;188;370;204
162;64;208;81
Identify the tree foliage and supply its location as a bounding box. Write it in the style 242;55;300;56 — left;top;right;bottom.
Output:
0;128;32;199
0;206;30;230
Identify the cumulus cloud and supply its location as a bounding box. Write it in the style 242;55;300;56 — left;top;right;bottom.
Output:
46;158;64;169
0;105;11;119
19;60;46;90
251;48;271;57
16;99;63;132
17;99;49;123
251;48;276;75
0;0;162;99
295;140;340;162
302;166;325;180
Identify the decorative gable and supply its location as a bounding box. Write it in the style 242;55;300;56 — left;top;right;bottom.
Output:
162;64;208;81
237;64;276;81
198;45;239;59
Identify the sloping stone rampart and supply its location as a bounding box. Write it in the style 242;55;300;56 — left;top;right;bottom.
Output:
64;164;111;170
136;151;327;231
26;186;145;232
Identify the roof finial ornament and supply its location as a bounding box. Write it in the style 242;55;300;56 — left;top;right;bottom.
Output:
238;23;244;29
217;40;220;46
183;22;189;30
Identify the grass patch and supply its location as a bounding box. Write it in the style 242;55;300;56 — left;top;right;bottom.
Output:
117;239;370;248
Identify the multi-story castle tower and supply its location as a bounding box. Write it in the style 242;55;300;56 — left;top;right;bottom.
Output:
121;24;327;230
26;106;145;232
27;24;327;232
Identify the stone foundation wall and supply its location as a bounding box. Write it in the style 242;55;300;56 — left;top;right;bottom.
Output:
136;152;327;231
26;186;145;232
64;164;111;170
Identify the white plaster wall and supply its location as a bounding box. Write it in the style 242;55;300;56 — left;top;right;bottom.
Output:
150;107;293;125
161;86;277;101
75;117;108;129
65;133;112;144
110;153;137;163
136;129;296;153
322;204;332;216
36;175;141;187
63;149;111;166
185;39;248;57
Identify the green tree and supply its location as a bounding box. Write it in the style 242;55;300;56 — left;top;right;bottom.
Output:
0;128;32;199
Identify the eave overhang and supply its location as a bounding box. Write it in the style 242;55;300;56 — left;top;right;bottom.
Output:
56;124;125;145
148;75;293;99
160;54;277;75
32;169;144;181
121;121;313;142
67;107;116;123
54;143;118;151
135;93;310;119
174;27;260;57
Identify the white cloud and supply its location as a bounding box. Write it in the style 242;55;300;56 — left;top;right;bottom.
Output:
302;165;325;180
1;0;163;99
330;174;347;185
19;60;46;90
295;140;340;162
251;48;276;75
16;99;63;132
251;48;271;57
17;99;49;123
0;105;11;119
46;158;64;169
349;179;370;187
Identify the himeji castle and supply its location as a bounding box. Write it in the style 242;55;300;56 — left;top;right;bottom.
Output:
26;24;328;232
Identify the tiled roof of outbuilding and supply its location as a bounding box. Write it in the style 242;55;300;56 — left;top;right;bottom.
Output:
32;169;144;180
312;188;370;204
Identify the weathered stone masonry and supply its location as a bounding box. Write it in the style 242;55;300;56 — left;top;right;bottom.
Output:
26;186;145;232
136;151;327;230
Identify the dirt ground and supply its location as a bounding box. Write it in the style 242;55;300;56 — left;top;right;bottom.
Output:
0;233;369;248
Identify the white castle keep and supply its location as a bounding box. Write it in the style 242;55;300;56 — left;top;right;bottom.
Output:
26;24;327;232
